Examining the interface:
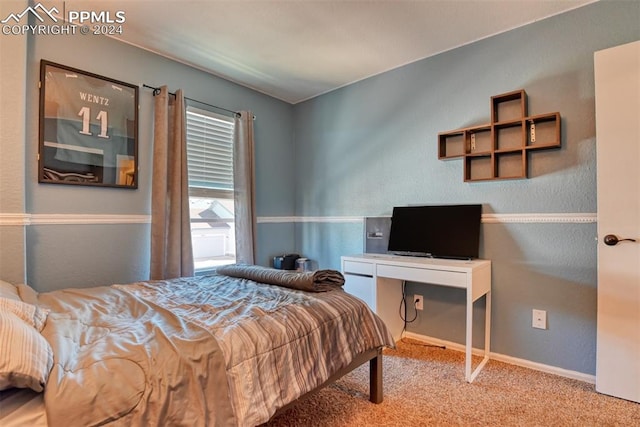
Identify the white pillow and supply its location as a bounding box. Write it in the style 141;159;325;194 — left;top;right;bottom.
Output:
0;298;49;332
0;280;21;301
0;310;54;392
16;283;39;305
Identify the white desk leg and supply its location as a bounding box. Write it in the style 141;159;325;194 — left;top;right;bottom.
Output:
467;290;491;383
485;290;491;361
465;288;472;382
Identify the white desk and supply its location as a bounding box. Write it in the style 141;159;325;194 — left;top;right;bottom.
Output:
341;254;491;382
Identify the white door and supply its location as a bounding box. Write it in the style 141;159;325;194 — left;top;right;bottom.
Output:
595;40;640;403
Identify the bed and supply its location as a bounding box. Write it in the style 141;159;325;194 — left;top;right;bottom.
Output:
0;265;394;426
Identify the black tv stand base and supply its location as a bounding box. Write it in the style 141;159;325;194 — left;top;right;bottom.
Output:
389;252;472;261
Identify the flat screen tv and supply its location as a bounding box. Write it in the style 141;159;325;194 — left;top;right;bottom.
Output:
387;204;482;260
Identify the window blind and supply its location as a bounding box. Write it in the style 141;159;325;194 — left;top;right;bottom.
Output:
186;106;234;191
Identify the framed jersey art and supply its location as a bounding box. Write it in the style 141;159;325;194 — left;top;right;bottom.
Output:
38;60;138;188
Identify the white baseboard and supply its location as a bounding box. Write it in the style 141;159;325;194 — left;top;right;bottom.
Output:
402;331;595;384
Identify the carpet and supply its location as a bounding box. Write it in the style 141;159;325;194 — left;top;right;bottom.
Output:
263;339;640;426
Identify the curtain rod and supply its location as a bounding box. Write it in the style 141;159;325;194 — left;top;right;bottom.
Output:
142;84;244;118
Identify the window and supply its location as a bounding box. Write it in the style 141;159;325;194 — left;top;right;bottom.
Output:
186;105;236;271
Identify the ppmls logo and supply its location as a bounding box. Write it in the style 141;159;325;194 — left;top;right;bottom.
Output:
2;2;126;36
1;3;59;24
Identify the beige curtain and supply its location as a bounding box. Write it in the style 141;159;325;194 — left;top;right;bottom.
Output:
150;86;194;279
233;111;257;264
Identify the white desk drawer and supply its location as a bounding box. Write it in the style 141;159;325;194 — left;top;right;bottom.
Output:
343;260;374;276
376;264;467;288
344;274;376;312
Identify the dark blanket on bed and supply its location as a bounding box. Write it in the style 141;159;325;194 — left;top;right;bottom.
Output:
215;264;344;292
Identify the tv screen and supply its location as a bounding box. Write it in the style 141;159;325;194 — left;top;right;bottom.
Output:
387;204;482;260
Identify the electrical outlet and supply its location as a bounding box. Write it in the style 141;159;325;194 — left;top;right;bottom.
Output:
414;295;424;311
532;309;547;329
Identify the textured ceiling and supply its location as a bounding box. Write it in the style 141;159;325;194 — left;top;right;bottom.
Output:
73;0;596;104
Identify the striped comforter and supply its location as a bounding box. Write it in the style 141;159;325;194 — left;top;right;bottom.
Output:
38;272;394;427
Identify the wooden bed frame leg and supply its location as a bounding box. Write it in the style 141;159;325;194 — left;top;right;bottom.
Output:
369;349;383;403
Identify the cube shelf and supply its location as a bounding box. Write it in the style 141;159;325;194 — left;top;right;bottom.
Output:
438;89;561;182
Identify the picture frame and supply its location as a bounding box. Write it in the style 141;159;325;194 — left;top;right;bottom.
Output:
38;60;139;189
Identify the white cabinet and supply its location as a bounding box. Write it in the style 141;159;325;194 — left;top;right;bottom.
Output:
344;273;376;311
343;260;377;311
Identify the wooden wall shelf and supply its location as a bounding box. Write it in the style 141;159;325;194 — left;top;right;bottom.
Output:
438;90;561;182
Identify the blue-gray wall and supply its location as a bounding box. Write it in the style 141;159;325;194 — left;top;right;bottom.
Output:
19;30;296;291
0;0;28;285
2;0;639;377
291;1;640;375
